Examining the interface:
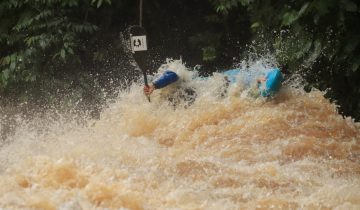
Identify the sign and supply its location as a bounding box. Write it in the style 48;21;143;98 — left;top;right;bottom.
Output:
130;35;147;52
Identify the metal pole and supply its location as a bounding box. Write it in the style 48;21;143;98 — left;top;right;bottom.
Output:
139;0;143;27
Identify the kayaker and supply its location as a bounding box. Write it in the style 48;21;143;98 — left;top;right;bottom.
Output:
144;67;284;99
143;69;197;107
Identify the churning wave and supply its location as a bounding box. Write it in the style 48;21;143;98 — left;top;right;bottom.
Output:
0;59;359;210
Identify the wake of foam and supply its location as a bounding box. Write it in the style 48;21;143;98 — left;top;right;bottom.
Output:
0;59;359;209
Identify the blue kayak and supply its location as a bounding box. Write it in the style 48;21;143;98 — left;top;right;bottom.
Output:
151;68;283;97
223;68;283;97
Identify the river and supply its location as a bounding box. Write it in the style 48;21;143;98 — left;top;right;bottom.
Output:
0;60;359;210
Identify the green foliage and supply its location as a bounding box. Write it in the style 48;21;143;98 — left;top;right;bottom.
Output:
91;0;111;8
210;0;359;71
0;0;110;91
210;0;253;14
202;46;217;61
189;31;222;62
211;0;360;119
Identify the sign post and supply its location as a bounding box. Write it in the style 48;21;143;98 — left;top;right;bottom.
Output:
131;35;147;53
129;25;150;102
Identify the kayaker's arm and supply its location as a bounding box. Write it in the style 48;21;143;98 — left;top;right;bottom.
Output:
144;70;179;96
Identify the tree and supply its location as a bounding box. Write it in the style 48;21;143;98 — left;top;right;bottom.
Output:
0;0;110;92
210;0;360;119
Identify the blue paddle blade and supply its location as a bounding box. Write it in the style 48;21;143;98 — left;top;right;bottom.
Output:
262;68;283;97
266;68;283;92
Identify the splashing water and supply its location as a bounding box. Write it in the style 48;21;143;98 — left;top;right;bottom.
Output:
0;60;359;210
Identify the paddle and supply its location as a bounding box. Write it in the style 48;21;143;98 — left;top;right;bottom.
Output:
128;25;151;102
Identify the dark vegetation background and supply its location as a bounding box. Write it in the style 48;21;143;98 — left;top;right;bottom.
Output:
0;0;359;123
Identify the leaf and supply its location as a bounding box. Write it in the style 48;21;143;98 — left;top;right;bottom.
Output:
2;69;10;80
239;0;253;6
313;14;320;24
351;57;360;72
282;11;299;26
251;22;260;28
0;68;10;87
13;10;35;31
67;48;74;55
298;2;310;16
202;46;216;61
10;61;16;70
10;54;16;63
25;35;42;47
30;74;36;82
1;56;11;65
63;0;79;7
92;25;99;31
351;62;360;72
34;10;53;21
60;49;66;59
306;40;322;65
97;0;103;8
296;40;312;59
39;40;46;49
216;5;226;13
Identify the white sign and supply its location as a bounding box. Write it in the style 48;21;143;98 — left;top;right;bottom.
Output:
131;35;147;52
